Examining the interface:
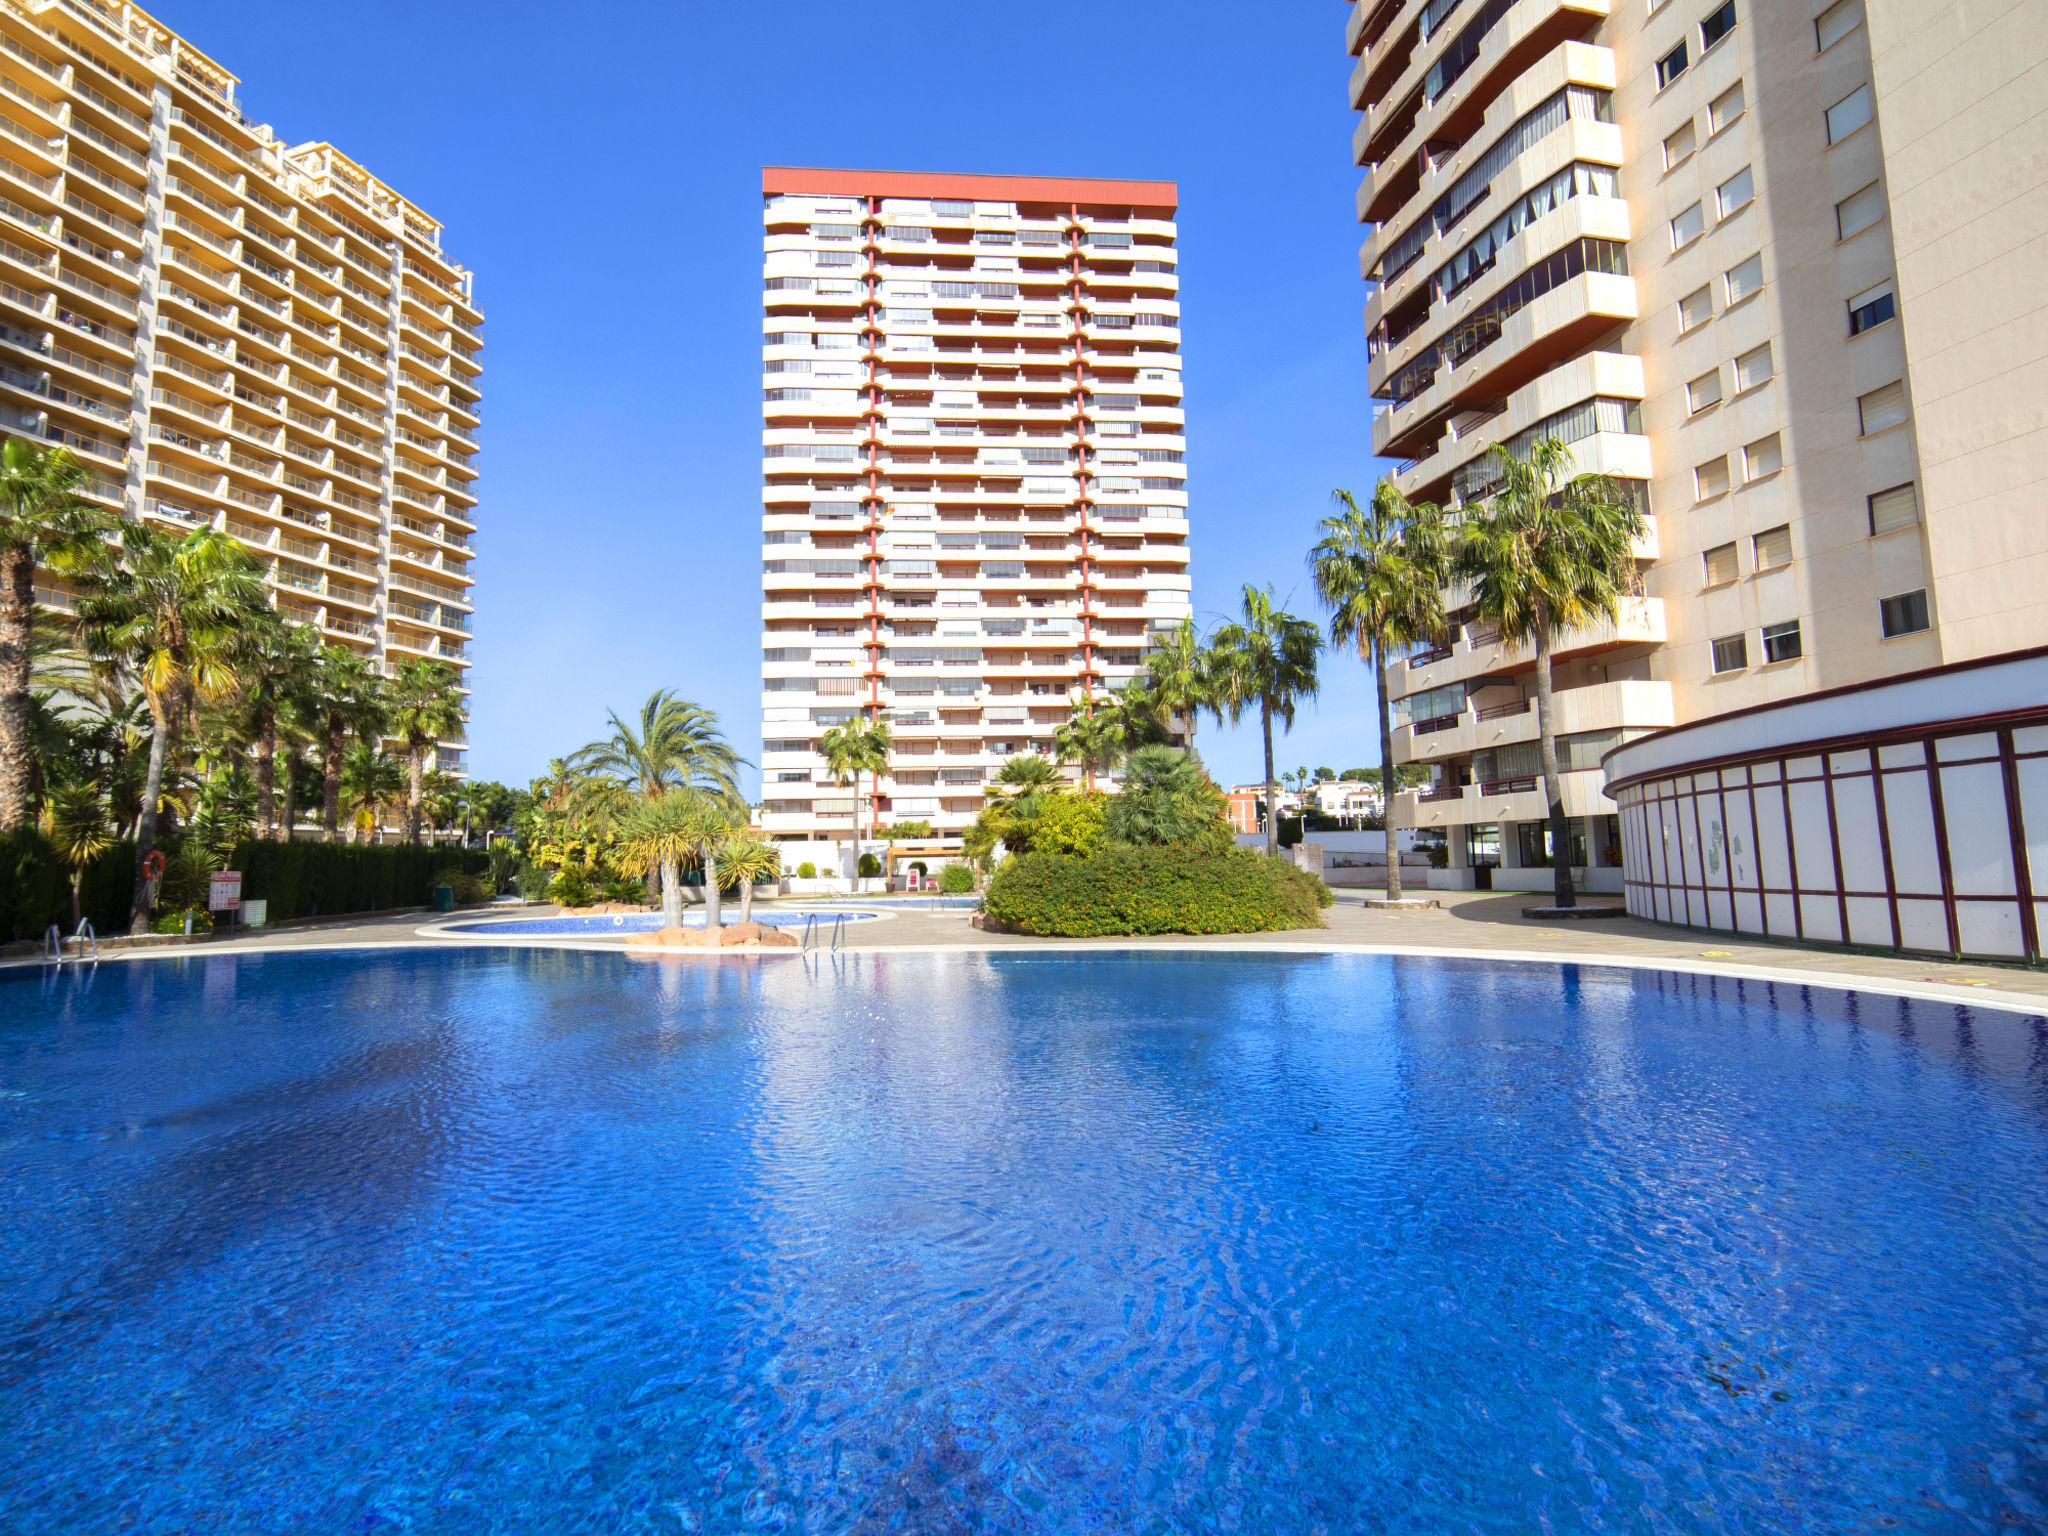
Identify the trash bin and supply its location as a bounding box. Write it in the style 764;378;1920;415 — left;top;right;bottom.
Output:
433;885;456;913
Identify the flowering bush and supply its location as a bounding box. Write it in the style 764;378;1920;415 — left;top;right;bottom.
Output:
984;846;1331;937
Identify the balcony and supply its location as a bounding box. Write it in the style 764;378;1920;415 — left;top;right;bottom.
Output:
1392;676;1673;765
1397;597;1666;700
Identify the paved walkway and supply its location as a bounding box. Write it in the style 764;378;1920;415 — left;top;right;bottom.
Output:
25;892;2047;1019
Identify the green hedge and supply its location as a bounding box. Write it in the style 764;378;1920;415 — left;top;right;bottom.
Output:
983;846;1333;937
228;840;492;923
1;831;493;940
0;829;136;942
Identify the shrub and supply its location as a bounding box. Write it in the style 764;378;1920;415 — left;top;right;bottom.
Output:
600;877;647;905
1011;791;1106;856
984;846;1331;937
857;852;881;878
150;907;213;935
797;861;817;880
938;863;976;895
548;867;596;907
517;863;553;900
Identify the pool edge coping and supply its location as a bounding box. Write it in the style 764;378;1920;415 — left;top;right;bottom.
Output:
8;931;2045;1020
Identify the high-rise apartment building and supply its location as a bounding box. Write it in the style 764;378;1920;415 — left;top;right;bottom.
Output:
1;0;480;774
1347;0;2048;946
759;168;1190;862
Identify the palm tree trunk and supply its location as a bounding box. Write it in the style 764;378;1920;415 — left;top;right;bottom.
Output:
406;744;424;845
1262;697;1279;858
69;870;82;930
279;744;297;843
0;546;34;831
1533;618;1574;908
660;854;682;928
322;716;343;842
254;704;277;841
702;846;723;930
129;699;171;935
1375;636;1403;904
739;877;755;923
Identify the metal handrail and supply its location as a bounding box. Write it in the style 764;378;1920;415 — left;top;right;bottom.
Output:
72;917;98;961
43;918;99;966
41;923;60;963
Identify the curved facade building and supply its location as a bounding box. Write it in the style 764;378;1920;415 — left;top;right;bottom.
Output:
1347;0;2048;918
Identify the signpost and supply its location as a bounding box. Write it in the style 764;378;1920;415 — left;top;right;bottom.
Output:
208;871;242;925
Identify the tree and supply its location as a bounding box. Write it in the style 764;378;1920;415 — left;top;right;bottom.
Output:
0;437;109;830
40;781;113;929
1143;615;1216;754
339;741;403;844
239;612;321;842
718;832;783;922
385;657;465;845
616;788;724;929
1054;694;1126;791
312;645;386;843
1207;583;1323;859
417;767;462;838
1452;437;1645;908
74;523;264;933
819;712;892;853
1309;481;1450;902
987;752;1063;801
1101;744;1233;852
575;692;744;895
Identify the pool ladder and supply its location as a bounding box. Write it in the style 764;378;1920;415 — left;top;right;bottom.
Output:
42;919;100;967
800;912;847;953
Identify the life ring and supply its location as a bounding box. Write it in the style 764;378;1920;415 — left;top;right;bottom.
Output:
142;849;165;879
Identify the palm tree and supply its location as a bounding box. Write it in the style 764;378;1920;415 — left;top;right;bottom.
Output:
1143;616;1215;754
718;831;783;922
1452;437;1646;908
616;788;722;929
384;657;464;844
0;437;109;830
40;781;113;929
274;697;321;842
313;645;386;842
73;523;264;933
575;690;746;895
819;712;892;860
1053;694;1126;791
417;767;462;840
338;741;404;845
239;612;321;842
1310;481;1450;903
1208;583;1323;858
1100;744;1230;850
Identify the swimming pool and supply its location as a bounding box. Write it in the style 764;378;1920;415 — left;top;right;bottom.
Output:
4;950;2045;1532
444;908;884;936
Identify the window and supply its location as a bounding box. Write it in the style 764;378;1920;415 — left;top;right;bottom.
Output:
1703;541;1739;584
1827;184;1885;242
1816;0;1862;50
1712;633;1749;672
1736;342;1774;390
1696;455;1730;498
1827;84;1873;144
1679;284;1714;331
1744;433;1782;480
1859;380;1908;434
931;199;972;218
815;250;858;267
1725;253;1765;303
1880;588;1931;637
1688;368;1723;412
1671;201;1706;248
1753;524;1793;568
1868;481;1920;534
1701;2;1737;49
1664;120;1698;169
1658;40;1690;87
1710;81;1746;132
1848;279;1896;334
1761;620;1803;662
1717;166;1755;217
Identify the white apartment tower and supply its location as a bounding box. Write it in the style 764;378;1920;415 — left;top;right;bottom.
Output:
0;0;480;773
758;168;1191;858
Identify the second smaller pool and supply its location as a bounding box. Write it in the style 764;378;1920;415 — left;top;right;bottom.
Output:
446;910;884;937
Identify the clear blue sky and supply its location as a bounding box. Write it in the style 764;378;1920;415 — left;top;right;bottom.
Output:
169;0;1395;794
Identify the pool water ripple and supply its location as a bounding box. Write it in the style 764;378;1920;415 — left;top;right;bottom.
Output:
2;950;2048;1532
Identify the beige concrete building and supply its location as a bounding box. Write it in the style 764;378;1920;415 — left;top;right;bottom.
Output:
0;0;480;773
757;168;1191;871
1345;0;2047;916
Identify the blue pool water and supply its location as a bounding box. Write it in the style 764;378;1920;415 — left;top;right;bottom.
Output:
446;909;882;935
3;950;2047;1533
